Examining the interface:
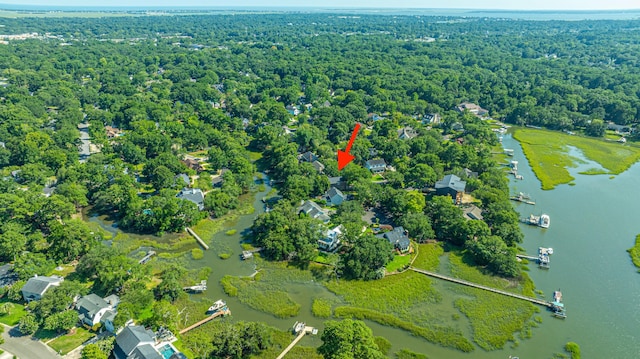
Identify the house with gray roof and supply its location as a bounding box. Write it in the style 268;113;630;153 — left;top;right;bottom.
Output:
21;275;63;302
298;200;330;223
311;160;325;173
435;174;467;204
177;188;204;211
326;187;345;206
76;293;119;332
328;176;347;191
298;151;318;163
398;126;418;140
376;227;410;253
365;159;387;174
113;325;160;359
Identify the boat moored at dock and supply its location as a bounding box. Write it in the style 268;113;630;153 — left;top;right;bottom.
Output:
521;213;550;228
207;299;227;313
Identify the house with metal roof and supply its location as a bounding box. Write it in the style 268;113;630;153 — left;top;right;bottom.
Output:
298;151;318;163
176;188;205;211
21;275;63;302
113;325;161;359
435;174;467;204
376;227;411;253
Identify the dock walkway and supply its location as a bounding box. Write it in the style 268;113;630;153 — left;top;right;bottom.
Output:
516;254;539;261
409;267;552;307
275;326;315;359
178;308;230;334
186;227;209;250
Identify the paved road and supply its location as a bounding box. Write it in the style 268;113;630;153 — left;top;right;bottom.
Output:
0;324;60;359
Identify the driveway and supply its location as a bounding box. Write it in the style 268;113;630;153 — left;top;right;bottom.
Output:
0;325;60;359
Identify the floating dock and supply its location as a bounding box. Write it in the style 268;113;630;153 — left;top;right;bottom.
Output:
510;193;536;205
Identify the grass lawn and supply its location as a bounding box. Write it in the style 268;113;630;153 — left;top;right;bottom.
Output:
385;254;411;273
48;327;95;355
371;174;385;182
627;234;640;271
513;127;640;189
0;299;26;326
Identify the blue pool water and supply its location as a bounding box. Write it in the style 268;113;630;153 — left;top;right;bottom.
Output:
159;344;176;359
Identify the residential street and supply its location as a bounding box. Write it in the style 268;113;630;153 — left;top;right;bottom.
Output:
0;325;60;359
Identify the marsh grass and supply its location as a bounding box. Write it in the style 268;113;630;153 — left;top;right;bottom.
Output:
219;261;313;318
311;298;332;318
395;349;429;359
514;128;640;189
334;307;474;352
191;248;204;260
411;243;444;271
449;253;538;350
626;234;640;270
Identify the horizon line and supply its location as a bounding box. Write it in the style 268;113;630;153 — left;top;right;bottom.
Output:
0;5;639;12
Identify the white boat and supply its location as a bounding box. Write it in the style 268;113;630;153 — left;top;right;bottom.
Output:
208;300;226;313
539;214;550;228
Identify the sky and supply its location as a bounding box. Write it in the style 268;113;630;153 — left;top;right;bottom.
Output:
1;0;639;11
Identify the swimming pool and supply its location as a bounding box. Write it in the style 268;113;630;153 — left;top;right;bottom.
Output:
158;344;176;359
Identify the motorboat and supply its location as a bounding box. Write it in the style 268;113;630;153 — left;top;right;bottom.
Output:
539;214;550;228
208;299;226;313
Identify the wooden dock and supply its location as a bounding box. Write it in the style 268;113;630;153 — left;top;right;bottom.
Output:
275;325;316;359
178;308;230;334
516;254;539;261
409;267;552;307
186;227;209;250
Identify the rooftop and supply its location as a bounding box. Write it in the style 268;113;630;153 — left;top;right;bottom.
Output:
435;174;466;193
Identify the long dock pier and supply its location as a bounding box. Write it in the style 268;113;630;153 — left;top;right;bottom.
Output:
186;227;209;250
409;267;552;307
516;254;539;261
275;325;316;359
178;308;230;334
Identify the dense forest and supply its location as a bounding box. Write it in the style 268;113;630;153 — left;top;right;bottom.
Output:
0;12;637;359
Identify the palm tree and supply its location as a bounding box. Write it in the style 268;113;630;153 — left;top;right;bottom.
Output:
0;302;15;315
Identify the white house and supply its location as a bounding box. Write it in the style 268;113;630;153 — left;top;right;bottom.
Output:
319;225;343;251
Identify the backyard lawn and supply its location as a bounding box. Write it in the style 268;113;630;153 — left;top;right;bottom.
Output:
385;253;412;273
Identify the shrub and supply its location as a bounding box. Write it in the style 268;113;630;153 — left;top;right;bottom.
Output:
225;229;237;236
374;336;391;355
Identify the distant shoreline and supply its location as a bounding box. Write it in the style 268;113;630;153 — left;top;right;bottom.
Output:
0;5;638;21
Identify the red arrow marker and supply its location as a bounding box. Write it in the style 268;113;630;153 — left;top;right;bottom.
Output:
337;123;361;171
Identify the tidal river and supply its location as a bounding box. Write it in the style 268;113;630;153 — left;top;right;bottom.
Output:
183;132;640;358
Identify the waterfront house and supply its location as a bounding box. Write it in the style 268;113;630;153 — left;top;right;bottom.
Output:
435;174;466;204
177;188;205;211
22;275;63;302
76;293;119;332
456;102;488;117
376;227;411;253
365;159;387;174
325;187;345;206
319;225;343;251
298;200;330;223
113;325;161;359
